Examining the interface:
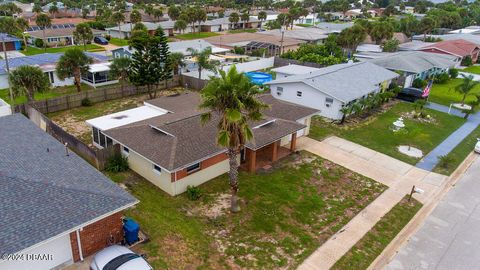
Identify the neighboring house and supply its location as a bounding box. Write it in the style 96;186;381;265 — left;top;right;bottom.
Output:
265;62;399;120
42;1;65;12
398;40;433;51
419;39;480;63
259;27;329;44
449;26;480;35
0;52;109;88
412;33;480;46
0;114;137;270
315;22;354;34
106;21;177;39
271;64;321;79
81;62;119;88
0;33;22;51
27;27;105;47
366;51;459;87
86;91;318;196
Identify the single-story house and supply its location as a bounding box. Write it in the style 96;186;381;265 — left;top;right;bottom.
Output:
315;22;354;34
0;114;138;270
398;40;433;51
366;51;459;87
271;64;322;79
0;52;110;89
258;27;329;44
0;33;22;51
86;91;318;196
419;39;480;63
27;27;105;47
413;33;480;46
265;62;399;120
204;32;305;56
106;22;172;39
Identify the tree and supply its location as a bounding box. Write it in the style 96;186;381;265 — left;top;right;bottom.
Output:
109;57;131;94
195;9;207;31
56;48;93;92
199;66;268;212
229;12;239;29
168;52;185;75
35;14;51;52
48;4;59;19
187;47;220;79
455;74;480;105
32;3;42;14
15;17;29;52
419;17;435;41
174;19;187;34
9;65;50;103
258;11;267;28
129;9;142;32
73;23;93;51
155;27;171;89
241;12;249;29
369;21;393;44
382;38;399;52
336;24;366;52
168;5;180;21
82;7;89;19
153;9;163;23
111;11;125;34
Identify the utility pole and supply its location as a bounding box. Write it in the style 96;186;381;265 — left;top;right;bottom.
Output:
279;27;285;56
2;36;14;114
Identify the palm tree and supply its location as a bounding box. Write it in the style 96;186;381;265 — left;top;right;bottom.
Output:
153;9;163;23
258;11;267;28
229;12;239;29
455;74;480;105
168;52;185;75
32;3;42;14
35;13;51;52
55;48;93;92
174;19;187;34
73;23;93;50
48;4;59;19
9;65;50;103
187;47;220;79
129;9;142;32
111;11;125;35
420;17;435;41
15;17;29;52
240;12;249;29
339;104;352;124
199;66;268;212
109;57;131;95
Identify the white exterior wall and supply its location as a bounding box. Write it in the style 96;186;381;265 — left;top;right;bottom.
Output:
0;74;9;89
82;79;119;88
0;98;11;116
107;29;128;39
50;72;74;87
271;82;345;120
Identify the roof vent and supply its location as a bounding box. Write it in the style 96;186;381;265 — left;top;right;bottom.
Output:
112;115;128;120
149;125;175;137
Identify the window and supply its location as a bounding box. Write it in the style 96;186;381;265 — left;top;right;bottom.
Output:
297;91;302;97
186;163;201;174
325;97;333;108
99;131;106;147
123;146;130;154
106;136;113;147
92;127;99;144
276;87;283;96
153;164;162;174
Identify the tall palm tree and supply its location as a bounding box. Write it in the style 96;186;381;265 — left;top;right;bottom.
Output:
186;47;220;79
49;4;58;19
15;17;29;52
129;9;142;32
199;66;268;212
10;65;50;103
455;74;480;105
35;13;51;52
168;52;185;75
240;12;249;29
111;11;125;35
56;48;93;92
258;11;267;28
109;57;131;94
229;12;239;29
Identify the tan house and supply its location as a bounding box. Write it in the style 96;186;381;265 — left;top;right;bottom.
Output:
87;92;318;196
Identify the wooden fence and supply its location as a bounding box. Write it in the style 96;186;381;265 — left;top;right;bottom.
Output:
24;104;120;170
21;76;180;114
180;74;208;91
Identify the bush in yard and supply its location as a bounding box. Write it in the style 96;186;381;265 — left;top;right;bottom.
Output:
449;68;458;79
434;73;450;84
105;154;129;172
186;185;201;201
81;97;92;106
437;155;455;169
105;34;111;40
34;38;44;48
461;56;473;66
412;78;426;88
233;46;245;55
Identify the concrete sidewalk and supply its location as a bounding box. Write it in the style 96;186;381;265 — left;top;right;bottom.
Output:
297;136;446;270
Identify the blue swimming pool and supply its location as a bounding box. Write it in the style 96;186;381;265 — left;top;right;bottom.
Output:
245;72;273;85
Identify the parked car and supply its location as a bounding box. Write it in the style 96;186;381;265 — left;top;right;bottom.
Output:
94;36;109;45
475;139;480;154
396;87;425;102
90;245;152;270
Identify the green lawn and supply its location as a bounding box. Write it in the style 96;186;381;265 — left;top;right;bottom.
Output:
295;23;314;27
309;102;466;164
107;151;386;269
0;84;94;105
428;78;480;107
462;65;480;75
109;37;129;46
433;125;480;175
23;44;105;55
228;28;258;34
175;32;221;40
332;196;422;270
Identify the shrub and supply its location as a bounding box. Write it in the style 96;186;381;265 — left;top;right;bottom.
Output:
186;185;201;201
233;46;245;55
105;154;129;172
437;155;454;169
34;38;44;48
434;73;449;84
412;78;426;88
382;39;400;52
461;56;473;66
81;97;92;106
449;68;458;79
105;34;111;41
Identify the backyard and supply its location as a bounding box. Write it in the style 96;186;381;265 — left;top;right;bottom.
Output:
175;32;221;40
428;78;480;107
107;151;387;269
0;84;95;105
23;44;105;55
462;65;480;75
309;102;465;164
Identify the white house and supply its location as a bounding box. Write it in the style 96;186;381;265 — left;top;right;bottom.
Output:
265;62;399;120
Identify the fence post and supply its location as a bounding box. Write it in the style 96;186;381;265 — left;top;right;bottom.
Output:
103;88;107;101
45;99;49;114
66;95;70;110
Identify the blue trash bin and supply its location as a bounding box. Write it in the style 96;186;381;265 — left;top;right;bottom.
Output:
123;218;140;245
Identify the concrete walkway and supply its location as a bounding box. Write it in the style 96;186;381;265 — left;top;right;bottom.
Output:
297;136;447;270
416;103;480;171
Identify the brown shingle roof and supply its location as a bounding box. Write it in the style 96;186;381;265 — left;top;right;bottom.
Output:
203;32;305;47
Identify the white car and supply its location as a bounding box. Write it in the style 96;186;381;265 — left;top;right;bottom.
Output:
475;139;480;154
90;245;152;270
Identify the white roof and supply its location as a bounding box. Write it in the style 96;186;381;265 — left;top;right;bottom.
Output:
449;28;480;34
169;39;229;55
89;62;111;73
86;105;166;130
271;64;320;75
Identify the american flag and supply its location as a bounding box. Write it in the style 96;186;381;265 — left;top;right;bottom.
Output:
422;80;433;98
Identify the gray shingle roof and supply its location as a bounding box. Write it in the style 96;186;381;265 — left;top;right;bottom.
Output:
368;51;459;73
0;114;137;255
259;28;329;41
265;62;399;103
